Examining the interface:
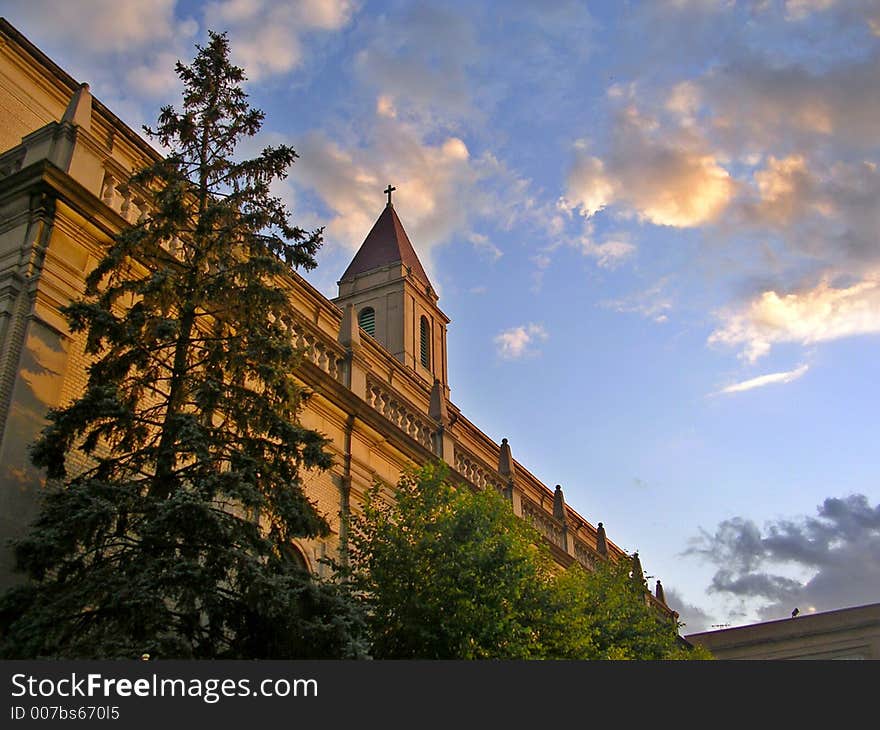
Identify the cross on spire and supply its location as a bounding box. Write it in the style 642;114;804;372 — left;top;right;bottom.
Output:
384;184;396;206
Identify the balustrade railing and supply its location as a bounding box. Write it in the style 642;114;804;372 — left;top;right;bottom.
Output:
365;377;434;450
453;447;502;492
520;496;565;550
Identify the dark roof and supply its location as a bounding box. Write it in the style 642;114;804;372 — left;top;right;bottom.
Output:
339;204;431;287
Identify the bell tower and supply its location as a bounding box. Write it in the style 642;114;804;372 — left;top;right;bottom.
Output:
334;187;450;394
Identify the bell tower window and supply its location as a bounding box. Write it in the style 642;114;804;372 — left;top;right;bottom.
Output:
358;307;376;337
420;316;430;368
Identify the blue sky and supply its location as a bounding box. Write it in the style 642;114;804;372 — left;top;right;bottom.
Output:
4;0;880;632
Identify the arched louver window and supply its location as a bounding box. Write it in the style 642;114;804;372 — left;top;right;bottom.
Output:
358;307;375;337
420;316;430;368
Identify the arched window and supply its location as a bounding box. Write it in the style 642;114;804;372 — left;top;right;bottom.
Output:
420;316;430;368
281;543;310;572
358;306;375;337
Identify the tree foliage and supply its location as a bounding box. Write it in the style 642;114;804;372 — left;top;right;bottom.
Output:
0;32;365;659
545;560;711;659
348;464;711;660
348;464;555;659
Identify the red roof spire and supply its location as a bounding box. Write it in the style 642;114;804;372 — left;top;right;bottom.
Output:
338;193;432;288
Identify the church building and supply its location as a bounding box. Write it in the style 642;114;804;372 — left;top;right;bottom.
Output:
0;18;671;621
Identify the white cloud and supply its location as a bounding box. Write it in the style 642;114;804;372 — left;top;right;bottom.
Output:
4;0;192;53
5;0;197;102
204;0;357;80
354;3;478;123
665;80;701;123
294;120;479;272
578;234;636;269
562;153;614;218
784;0;836;20
603;278;673;323
709;277;880;362
292;101;563;282
125;52;185;99
717;364;809;395
494;323;548;360
468;233;503;262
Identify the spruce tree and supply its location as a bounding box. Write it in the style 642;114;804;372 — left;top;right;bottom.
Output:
0;32;364;659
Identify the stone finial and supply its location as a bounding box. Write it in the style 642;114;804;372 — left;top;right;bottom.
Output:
429;378;449;425
553;484;566;522
62;82;92;131
498;438;516;478
338;303;361;349
595;522;608;556
655;579;666;604
631;551;645;587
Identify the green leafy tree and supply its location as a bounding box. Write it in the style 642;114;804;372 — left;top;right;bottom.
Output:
0;32;365;659
545;559;712;660
347;464;710;660
347;463;557;659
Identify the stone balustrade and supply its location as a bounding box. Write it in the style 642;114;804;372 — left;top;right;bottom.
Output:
520;495;566;551
290;317;345;382
366;376;434;450
453;447;502;492
573;537;604;569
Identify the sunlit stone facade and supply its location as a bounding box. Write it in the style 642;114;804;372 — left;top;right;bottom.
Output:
0;19;671;623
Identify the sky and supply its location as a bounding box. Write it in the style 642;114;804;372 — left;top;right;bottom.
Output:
3;0;880;633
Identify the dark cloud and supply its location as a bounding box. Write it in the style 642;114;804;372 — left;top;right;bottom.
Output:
664;586;716;634
686;495;880;621
704;51;880;157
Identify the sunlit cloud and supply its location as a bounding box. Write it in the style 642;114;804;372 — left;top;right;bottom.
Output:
292;113;562;283
709;277;880;362
717;364;809;395
562;107;735;228
294;120;477;269
494;323;548;360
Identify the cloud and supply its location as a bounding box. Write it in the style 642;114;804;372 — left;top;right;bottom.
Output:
576;231;636;269
204;0;357;80
602;278;673;323
4;0;197;105
354;3;478;123
709;276;880;362
664;586;716;634
717;364;809;394
562;106;736;228
685;494;880;621
4;0;192;53
291;110;564;282
705;51;880;155
468;233;503;262
781;0;880;33
293;120;487;279
732;157;880;272
494;323;548;360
